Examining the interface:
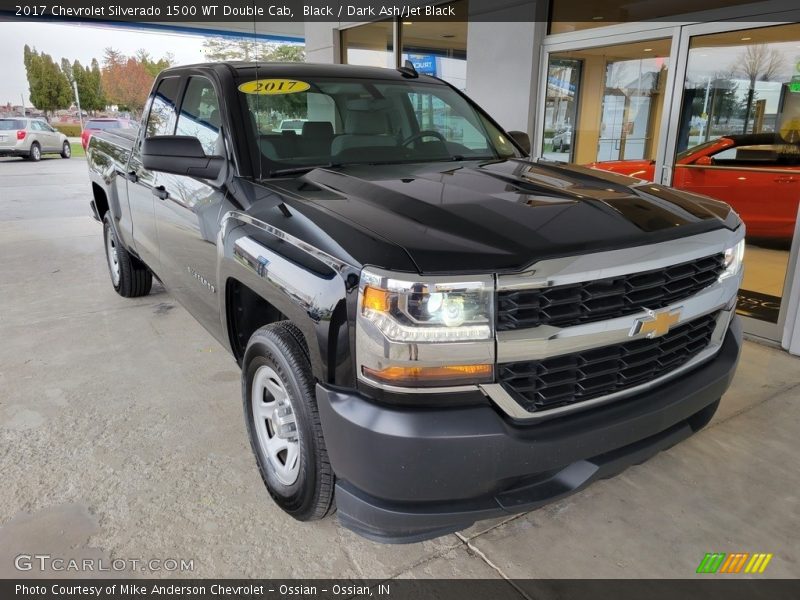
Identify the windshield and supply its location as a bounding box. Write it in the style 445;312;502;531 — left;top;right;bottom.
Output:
236;75;519;177
86;120;122;130
676;139;725;161
0;119;25;130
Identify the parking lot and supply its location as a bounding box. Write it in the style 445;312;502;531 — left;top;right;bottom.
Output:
0;156;798;580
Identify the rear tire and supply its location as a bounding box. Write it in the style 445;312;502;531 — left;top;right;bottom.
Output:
242;322;334;521
28;142;41;161
102;213;152;298
61;141;71;159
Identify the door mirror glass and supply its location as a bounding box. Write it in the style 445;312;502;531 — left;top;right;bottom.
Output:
508;130;531;155
142;136;223;180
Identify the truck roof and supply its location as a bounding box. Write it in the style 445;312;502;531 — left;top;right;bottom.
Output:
160;61;444;83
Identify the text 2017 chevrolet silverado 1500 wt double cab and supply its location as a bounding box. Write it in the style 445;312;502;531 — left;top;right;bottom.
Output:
87;62;744;543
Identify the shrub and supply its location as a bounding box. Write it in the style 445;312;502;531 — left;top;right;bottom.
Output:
53;123;81;137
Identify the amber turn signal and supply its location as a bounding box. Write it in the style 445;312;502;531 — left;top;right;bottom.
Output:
362;285;391;313
362;364;493;386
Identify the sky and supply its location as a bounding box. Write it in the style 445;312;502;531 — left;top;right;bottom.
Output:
0;22;235;105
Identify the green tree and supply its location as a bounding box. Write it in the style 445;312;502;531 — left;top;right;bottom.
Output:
23;45;72;116
202;37;305;62
87;59;106;112
135;49;174;77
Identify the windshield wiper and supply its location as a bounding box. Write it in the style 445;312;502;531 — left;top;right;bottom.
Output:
268;163;340;177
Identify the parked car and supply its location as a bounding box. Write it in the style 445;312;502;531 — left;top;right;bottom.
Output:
0;118;71;160
551;125;572;152
81;118;132;150
272;118;307;133
87;62;744;543
588;133;800;240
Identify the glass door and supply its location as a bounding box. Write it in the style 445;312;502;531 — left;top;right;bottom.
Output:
663;22;800;340
540;37;673;167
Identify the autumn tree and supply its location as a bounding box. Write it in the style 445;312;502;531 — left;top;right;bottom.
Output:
202;37;305;62
23;45;72;116
101;48;171;116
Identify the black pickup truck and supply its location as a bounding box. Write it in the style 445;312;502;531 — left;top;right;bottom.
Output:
87;62;744;543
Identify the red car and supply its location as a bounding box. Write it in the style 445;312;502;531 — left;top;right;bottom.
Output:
81;118;131;150
588;133;800;240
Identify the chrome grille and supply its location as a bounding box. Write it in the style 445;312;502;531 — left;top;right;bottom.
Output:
496;253;725;331
498;312;719;413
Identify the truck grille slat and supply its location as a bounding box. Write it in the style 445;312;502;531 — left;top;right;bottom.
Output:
497;253;725;331
498;312;719;414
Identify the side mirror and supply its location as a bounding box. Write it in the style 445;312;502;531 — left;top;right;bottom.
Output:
142;136;223;180
507;130;531;156
694;155;714;166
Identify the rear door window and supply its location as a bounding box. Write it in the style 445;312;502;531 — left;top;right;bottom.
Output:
176;76;222;156
145;77;181;138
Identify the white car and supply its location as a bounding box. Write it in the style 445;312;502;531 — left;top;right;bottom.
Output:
0;118;71;161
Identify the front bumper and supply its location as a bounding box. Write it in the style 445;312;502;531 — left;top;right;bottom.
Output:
317;316;742;543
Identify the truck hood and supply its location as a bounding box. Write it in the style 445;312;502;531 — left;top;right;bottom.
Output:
264;159;738;274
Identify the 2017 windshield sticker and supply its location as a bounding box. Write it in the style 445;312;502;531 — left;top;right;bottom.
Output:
238;79;310;95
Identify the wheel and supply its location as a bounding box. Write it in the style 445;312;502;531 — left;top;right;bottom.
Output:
243;321;334;521
60;141;71;159
28;142;41;161
102;213;152;297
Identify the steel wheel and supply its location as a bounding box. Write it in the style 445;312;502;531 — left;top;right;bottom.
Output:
251;365;300;486
105;225;120;287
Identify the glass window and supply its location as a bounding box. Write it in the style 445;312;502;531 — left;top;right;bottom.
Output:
672;24;800;325
145;77;180;138
0;119;25;130
542;39;671;165
238;73;519;177
341;21;394;68
85;120;122;131
176;77;222;156
400;2;467;90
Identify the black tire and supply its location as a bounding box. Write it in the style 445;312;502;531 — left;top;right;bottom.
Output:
102;213;152;297
28;142;41;161
60;141;71;159
242;322;334;521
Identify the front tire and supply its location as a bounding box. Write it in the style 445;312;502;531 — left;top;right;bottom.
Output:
102;213;152;297
243;322;334;521
61;141;71;159
28;142;41;161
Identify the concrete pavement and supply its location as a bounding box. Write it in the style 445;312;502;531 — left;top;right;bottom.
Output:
0;156;798;580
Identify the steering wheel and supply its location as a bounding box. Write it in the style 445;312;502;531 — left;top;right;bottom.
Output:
401;130;447;147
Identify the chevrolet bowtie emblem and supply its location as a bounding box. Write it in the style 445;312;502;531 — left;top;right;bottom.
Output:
630;308;682;338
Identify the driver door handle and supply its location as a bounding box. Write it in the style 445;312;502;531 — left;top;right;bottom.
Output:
152;185;169;200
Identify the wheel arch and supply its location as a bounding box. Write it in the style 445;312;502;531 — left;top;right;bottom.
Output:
218;213;359;386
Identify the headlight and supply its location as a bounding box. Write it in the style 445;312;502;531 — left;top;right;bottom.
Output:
719;239;745;281
357;268;495;388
